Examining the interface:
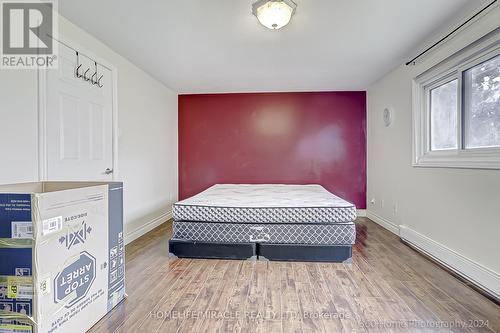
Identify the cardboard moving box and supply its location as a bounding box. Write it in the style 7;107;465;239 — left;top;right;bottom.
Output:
0;182;125;333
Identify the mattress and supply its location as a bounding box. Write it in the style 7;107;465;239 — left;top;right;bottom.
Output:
172;221;356;245
173;184;357;224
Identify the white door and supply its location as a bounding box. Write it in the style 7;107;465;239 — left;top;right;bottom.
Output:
45;43;114;181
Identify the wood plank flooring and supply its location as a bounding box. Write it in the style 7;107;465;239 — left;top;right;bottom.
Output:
89;218;499;332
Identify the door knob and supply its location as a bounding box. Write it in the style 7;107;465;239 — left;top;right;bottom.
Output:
104;168;113;175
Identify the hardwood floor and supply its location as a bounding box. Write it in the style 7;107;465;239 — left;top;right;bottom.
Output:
89;218;499;332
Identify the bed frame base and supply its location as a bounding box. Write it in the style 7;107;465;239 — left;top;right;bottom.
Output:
168;239;352;262
168;239;256;260
258;243;352;262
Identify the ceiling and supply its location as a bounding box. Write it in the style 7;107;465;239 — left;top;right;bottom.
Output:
59;0;483;93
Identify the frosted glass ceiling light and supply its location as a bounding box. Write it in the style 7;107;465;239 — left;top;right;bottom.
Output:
252;0;297;30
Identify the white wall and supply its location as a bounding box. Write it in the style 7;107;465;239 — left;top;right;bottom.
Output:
0;70;38;183
367;6;500;297
0;15;178;243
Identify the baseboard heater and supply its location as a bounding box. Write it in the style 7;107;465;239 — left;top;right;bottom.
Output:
399;230;500;305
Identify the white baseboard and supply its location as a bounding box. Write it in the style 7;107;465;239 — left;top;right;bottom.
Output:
357;209;366;217
124;211;172;245
366;210;400;235
400;225;500;300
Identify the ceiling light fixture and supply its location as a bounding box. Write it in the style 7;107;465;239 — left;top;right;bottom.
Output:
252;0;297;30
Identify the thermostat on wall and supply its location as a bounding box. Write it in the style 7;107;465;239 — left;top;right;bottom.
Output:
383;107;393;127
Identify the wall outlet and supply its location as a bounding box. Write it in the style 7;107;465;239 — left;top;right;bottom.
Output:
381;199;385;208
393;203;398;215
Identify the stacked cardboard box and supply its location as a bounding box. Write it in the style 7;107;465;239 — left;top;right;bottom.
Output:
0;182;125;333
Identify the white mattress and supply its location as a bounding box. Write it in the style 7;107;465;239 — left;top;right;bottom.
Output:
173;184;357;224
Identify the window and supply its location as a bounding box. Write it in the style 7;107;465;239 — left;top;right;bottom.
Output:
463;55;500;149
430;79;458;150
413;32;500;169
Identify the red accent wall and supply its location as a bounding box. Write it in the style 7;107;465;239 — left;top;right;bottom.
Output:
178;92;366;208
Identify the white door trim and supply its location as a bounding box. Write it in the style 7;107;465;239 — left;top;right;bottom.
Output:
37;34;119;181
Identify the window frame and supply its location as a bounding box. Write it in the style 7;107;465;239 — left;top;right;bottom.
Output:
412;32;500;169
